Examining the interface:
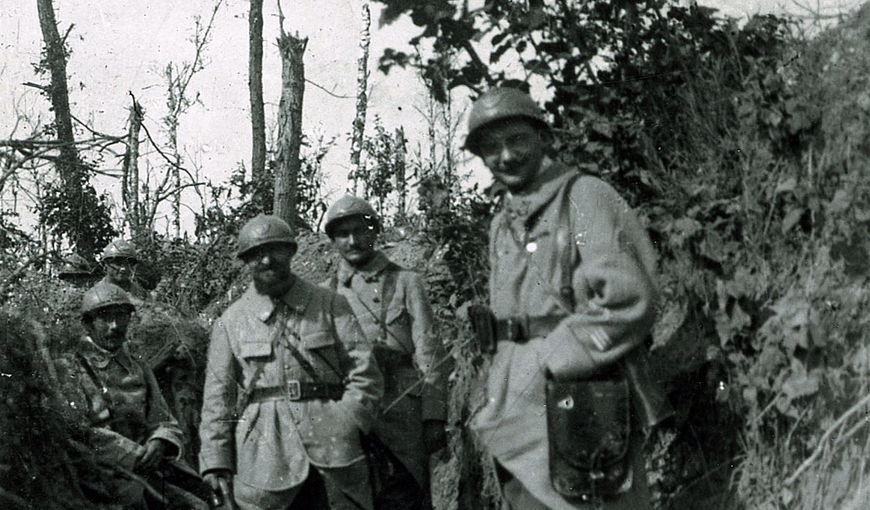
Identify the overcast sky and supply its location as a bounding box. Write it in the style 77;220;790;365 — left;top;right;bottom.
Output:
0;0;862;234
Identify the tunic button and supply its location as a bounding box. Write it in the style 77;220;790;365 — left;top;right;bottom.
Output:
372;296;380;303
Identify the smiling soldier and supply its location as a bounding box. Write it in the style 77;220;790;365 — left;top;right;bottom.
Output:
465;87;670;510
198;214;384;510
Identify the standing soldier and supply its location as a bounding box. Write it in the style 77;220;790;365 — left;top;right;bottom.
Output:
198;214;383;510
100;239;148;301
54;281;208;508
465;87;669;510
323;196;450;510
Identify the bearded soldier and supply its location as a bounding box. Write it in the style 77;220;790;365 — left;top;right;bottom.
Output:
465;87;670;510
199;214;383;510
323;196;449;510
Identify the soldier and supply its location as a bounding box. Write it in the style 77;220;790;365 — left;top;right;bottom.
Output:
57;253;100;288
323;196;450;510
55;281;207;509
465;87;669;509
100;239;148;301
198;214;384;510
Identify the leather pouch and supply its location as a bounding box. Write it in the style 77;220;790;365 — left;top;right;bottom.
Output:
546;374;632;501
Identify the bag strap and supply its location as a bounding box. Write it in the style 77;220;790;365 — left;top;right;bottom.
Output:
556;173;582;312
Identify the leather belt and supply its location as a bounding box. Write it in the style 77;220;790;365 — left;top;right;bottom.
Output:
494;315;564;343
249;380;345;403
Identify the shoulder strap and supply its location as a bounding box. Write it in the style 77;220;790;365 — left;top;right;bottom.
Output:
379;262;400;338
557;173;582;311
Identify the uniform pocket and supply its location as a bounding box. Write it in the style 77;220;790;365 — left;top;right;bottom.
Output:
239;342;272;359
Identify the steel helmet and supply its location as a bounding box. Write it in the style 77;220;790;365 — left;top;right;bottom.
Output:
236;214;298;259
464;87;549;153
324;196;380;238
101;239;139;263
59;253;95;277
81;281;135;318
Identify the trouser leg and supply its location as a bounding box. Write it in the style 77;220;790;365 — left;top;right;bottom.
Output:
375;455;427;510
317;459;375;510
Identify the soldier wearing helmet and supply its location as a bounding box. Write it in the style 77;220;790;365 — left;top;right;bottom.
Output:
53;281;205;508
100;239;148;301
323;196;450;510
466;87;668;510
199;214;383;510
58;253;100;288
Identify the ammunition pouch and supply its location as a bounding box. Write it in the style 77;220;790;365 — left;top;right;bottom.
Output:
546;373;633;502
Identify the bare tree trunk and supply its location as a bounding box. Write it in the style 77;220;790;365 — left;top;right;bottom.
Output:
274;31;307;227
249;0;266;206
348;2;371;194
427;89;437;175
164;64;182;238
122;98;144;237
36;0;91;254
394;127;407;221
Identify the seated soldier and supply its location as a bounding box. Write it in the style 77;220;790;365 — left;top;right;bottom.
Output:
55;281;209;509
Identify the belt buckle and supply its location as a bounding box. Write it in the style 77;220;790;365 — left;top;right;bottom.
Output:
506;318;521;342
286;380;302;400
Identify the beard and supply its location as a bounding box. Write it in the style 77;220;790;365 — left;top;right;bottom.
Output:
252;264;294;297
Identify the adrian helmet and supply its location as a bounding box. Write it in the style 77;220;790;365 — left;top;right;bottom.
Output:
236;214;298;260
464;87;549;154
323;196;380;238
81;281;135;318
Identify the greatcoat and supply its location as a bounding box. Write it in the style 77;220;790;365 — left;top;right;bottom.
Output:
326;252;449;489
198;276;383;506
470;158;659;510
55;337;185;506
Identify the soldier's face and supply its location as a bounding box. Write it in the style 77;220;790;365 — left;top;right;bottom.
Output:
476;120;548;192
244;242;296;297
86;306;132;352
330;216;377;267
104;257;137;285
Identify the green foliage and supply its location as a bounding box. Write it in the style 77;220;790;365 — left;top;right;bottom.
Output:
375;0;870;507
40;180;117;260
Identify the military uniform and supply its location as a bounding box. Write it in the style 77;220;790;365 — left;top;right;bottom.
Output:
471;158;659;510
56;337;186;507
198;277;383;510
326;252;449;505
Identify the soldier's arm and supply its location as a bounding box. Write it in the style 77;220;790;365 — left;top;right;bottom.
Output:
405;272;449;421
543;177;658;380
330;292;383;433
198;320;239;474
142;362;184;459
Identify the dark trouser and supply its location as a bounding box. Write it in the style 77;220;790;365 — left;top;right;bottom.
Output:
235;460;373;510
371;449;428;510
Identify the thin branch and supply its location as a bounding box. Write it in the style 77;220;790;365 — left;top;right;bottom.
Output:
154;181;207;203
306;79;353;99
139;118;198;183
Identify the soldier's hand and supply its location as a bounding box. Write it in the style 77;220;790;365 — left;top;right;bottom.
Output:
423;419;448;454
204;470;237;509
135;438;167;473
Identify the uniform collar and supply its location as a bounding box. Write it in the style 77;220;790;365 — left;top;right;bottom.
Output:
336;251;390;287
245;276;308;323
79;336;130;369
501;157;575;225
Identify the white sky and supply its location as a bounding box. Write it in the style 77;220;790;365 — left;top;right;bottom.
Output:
0;0;863;235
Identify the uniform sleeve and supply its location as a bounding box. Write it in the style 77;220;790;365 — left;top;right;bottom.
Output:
142;363;184;459
543;177;658;380
198;320;239;474
330;293;384;433
405;272;450;421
